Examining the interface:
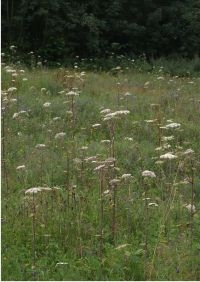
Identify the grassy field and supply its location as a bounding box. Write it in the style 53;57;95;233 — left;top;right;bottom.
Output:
1;62;200;280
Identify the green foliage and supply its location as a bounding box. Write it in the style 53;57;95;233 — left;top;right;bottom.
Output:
2;0;200;60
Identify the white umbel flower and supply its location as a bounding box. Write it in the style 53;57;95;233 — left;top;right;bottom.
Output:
16;165;26;170
55;132;66;139
165;123;181;129
142;170;156;178
121;174;132;180
183;149;194;155
43;102;51;108
25;187;52;194
7;87;17;93
66;91;79;97
184;204;196;213
35;144;46;149
160;153;177;160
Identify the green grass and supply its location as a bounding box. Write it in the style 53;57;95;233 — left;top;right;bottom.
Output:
1;62;200;280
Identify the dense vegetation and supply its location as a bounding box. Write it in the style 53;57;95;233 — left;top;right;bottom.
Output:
2;0;200;61
1;1;200;280
2;58;200;280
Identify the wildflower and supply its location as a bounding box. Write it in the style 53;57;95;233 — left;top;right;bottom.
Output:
73;158;82;165
162;143;171;149
13;113;19;119
109;178;121;185
100;108;111;114
183;149;194;155
143;197;151;201
10;98;17;103
157;76;164;80
25;187;52;195
161;136;174;141
80;146;88;151
144;81;150;87
58;90;66;94
53;117;61;121
160;153;177;160
104;157;116;164
19;110;27;115
148;203;158;207
124;92;131;97
145;119;157;123
165;123;181;129
142;170;156;178
41;88;47;93
55;132;66;139
43;102;51;108
10;45;16;51
16;165;26;170
121;174;132;180
124;137;133;141
100;139;111;144
6;68;16;73
56;262;68;266
150;103;160;108
179;178;190;185
84;156;97;162
66;91;79;97
116;244;130;250
35;144;46;149
103;110;130;121
7;87;17;93
22;78;28;81
184;204;196;213
92;123;101;128
103;190;110;195
94;164;105;171
155;160;164;165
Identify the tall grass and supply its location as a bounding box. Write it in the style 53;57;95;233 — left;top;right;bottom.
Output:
1;58;200;280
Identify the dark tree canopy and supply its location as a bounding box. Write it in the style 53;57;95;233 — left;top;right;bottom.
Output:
2;0;200;61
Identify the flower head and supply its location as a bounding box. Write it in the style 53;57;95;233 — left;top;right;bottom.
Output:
16;165;26;170
160;153;177;160
55;132;66;139
142;170;156;178
184;204;196;213
43;102;51;108
165;123;181;129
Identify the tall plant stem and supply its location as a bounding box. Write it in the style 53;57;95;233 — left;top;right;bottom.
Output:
32;194;37;280
111;183;117;245
190;165;195;246
99;169;104;260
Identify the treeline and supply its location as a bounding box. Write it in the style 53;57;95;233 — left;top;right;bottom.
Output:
2;0;200;61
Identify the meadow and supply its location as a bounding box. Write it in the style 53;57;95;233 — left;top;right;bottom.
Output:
1;59;200;280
